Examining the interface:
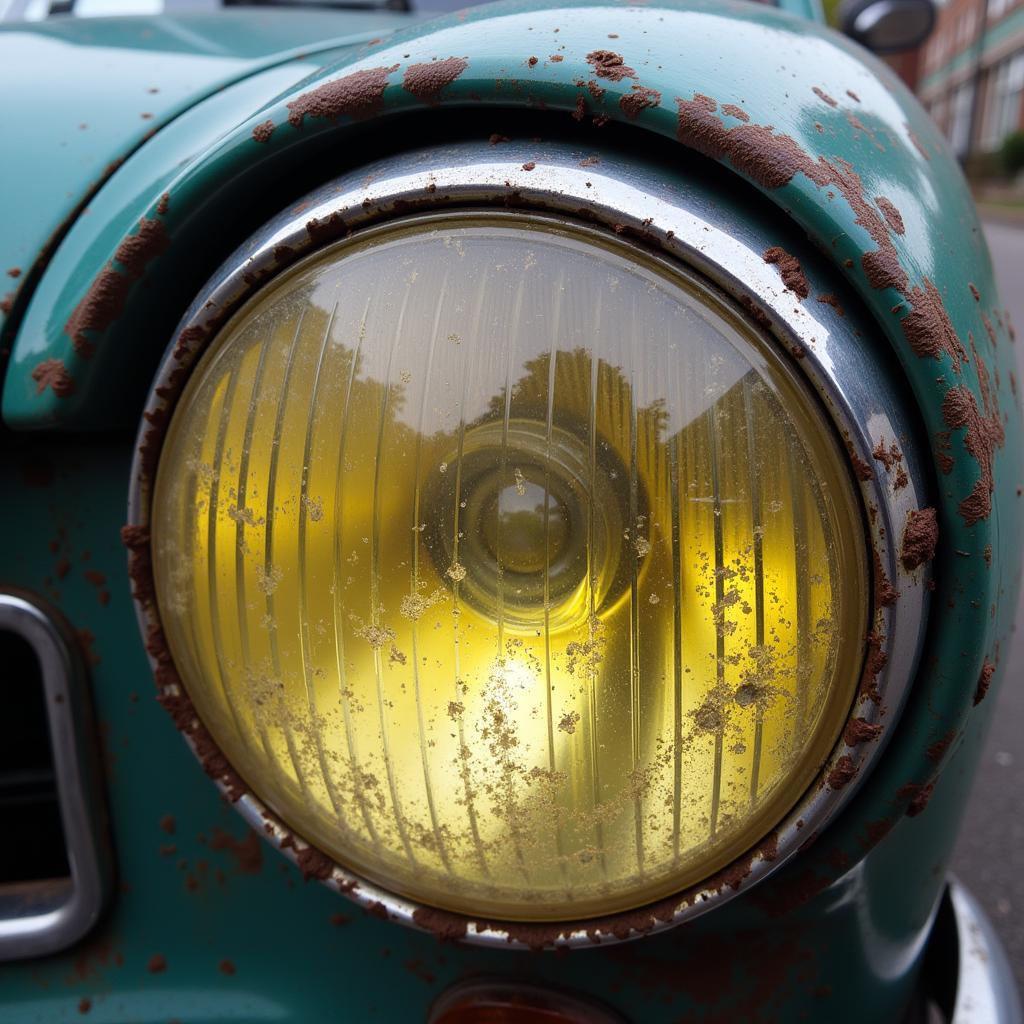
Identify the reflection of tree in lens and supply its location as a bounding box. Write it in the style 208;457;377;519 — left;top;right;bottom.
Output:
152;218;865;922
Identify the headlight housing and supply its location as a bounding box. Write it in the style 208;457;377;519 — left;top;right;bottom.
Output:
129;141;928;945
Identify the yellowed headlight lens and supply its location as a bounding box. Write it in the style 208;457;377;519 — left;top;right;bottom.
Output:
152;214;867;921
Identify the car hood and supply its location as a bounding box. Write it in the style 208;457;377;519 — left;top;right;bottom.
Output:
0;9;415;332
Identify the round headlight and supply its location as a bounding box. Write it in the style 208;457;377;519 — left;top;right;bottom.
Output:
149;210;868;922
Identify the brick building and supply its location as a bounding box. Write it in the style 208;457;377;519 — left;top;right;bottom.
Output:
917;0;1024;161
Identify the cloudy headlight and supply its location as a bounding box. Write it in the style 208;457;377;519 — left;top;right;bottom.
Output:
150;212;867;922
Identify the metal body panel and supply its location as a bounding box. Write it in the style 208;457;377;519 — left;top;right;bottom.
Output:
0;437;987;1023
0;0;1020;1019
0;8;417;342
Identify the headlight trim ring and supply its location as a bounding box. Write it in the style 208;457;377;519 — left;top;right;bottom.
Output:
127;139;930;949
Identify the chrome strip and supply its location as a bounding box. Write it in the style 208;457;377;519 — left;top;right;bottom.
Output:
948;878;1024;1023
128;139;930;948
0;592;111;961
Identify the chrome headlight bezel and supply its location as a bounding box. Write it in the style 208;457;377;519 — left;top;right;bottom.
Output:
127;139;929;948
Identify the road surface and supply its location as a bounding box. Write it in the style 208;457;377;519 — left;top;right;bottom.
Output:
950;216;1024;993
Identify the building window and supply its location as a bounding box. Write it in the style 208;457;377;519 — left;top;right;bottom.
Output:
983;51;1024;150
950;80;976;156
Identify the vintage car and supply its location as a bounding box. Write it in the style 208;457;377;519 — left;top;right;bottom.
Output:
0;0;1020;1019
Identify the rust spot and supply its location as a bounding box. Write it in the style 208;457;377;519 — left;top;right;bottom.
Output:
7;267;21;278
722;103;749;122
901;281;966;372
826;755;857;790
521;161;536;171
77;628;100;667
982;312;998;348
585;50;636;81
289;840;334;881
898;781;935;817
846;89;860;102
935;431;954;474
847;112;884;151
739;294;772;331
974;657;995;705
926;729;955;763
860;630;887;704
857;819;893;852
844;717;882;745
817;293;844;317
218;959;237;976
527;56;538;67
969;282;980;302
488;133;510;144
763;246;809;299
812;86;837;107
845;440;873;482
872;437;902;473
572;95;586;122
619;84;661;119
159;814;176;835
873;550;898;607
412;905;468;942
64;217;169;356
402;57;469;105
901;507;938;571
876;196;904;235
252;120;276;143
941;344;1003;525
31;358;75;398
147;953;167;974
78;997;91;1014
210;827;263;874
287;65;399;126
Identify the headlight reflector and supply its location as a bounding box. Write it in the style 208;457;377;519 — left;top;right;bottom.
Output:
151;213;867;921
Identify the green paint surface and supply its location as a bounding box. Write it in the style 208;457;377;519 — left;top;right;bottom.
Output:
0;0;1020;1018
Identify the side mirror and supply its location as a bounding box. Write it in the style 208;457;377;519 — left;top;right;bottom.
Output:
838;0;936;54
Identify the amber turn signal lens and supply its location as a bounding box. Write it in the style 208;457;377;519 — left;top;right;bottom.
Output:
151;213;868;922
428;980;626;1023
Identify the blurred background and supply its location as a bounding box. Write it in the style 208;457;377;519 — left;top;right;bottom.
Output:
828;0;1024;210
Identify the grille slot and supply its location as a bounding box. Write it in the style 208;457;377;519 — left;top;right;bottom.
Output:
0;592;110;961
0;628;70;884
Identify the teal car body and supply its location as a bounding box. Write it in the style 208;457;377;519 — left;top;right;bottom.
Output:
0;1;1019;1020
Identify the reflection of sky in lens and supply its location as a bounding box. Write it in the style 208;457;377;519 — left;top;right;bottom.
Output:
306;225;751;440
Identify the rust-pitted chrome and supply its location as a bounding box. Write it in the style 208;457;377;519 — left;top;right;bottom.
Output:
128;139;930;949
